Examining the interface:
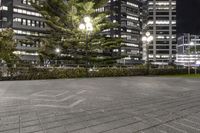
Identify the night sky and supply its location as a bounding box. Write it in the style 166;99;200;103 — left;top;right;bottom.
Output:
177;0;200;35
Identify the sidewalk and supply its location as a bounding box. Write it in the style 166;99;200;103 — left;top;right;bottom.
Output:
0;77;200;133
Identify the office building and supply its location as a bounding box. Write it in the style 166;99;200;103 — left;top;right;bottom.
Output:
100;0;146;65
146;0;177;65
0;0;47;63
176;33;200;66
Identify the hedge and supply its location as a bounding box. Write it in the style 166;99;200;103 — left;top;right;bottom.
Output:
0;67;197;81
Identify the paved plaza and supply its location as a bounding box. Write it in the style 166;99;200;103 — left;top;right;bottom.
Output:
0;77;200;133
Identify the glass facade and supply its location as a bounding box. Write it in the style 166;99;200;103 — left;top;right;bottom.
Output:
176;34;200;66
147;0;177;65
102;0;145;65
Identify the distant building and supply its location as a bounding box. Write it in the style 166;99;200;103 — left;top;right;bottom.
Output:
0;0;48;64
176;33;200;66
146;0;177;65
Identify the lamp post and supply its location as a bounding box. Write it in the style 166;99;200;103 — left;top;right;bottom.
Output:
195;46;197;75
189;42;198;74
55;48;61;66
79;16;93;75
142;32;153;75
186;45;191;75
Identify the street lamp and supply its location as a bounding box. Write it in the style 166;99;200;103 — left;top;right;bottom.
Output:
55;48;61;54
55;48;61;66
79;16;93;32
142;32;153;75
79;16;93;75
189;41;198;74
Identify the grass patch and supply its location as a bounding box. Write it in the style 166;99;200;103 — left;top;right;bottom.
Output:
163;74;200;78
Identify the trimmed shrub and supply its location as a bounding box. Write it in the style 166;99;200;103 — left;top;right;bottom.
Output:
0;67;197;81
149;69;188;75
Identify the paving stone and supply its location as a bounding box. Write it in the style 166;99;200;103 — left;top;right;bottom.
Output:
21;125;41;133
43;121;64;129
20;113;38;122
22;120;39;127
65;122;88;132
0;129;19;133
45;126;66;133
185;116;200;124
142;128;167;133
90;117;139;132
0;123;19;132
34;131;44;133
0;115;19;124
157;124;186;133
66;113;129;132
168;121;200;133
102;121;148;133
177;119;200;130
70;127;96;133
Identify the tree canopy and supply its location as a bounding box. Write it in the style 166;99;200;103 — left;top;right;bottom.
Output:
0;29;18;67
32;0;122;67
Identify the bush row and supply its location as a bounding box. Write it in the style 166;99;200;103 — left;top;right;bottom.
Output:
0;68;197;80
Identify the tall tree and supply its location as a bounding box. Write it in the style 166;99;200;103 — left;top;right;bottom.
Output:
0;28;18;67
32;0;122;67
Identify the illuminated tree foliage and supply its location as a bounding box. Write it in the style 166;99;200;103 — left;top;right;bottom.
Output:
0;29;18;67
32;0;122;66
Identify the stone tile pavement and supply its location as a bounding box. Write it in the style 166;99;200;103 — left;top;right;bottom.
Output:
0;77;200;133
